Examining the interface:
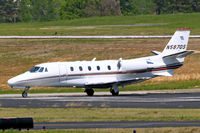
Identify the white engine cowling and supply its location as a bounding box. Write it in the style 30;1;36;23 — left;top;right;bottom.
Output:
121;59;147;72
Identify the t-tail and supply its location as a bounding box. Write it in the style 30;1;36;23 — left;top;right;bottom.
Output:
161;28;194;61
152;28;194;77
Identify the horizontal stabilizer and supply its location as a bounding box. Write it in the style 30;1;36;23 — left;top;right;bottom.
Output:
163;50;194;59
153;70;174;76
151;51;161;55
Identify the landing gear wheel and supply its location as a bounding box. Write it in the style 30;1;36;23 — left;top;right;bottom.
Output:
85;89;94;96
110;84;119;96
110;89;119;96
22;87;30;98
22;91;28;98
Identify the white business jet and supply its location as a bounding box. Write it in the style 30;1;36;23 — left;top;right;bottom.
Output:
8;29;194;97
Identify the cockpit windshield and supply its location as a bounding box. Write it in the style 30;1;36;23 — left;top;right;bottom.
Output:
29;66;48;73
29;66;40;73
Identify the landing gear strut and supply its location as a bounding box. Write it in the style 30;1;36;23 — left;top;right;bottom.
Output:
22;87;30;98
85;88;94;96
110;84;119;96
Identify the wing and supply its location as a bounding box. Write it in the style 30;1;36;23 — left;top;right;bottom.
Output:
152;70;174;77
85;77;117;88
84;76;152;88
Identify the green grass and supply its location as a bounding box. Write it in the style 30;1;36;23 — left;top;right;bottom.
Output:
122;80;200;91
1;108;200;132
0;108;200;122
1;128;200;133
0;13;200;35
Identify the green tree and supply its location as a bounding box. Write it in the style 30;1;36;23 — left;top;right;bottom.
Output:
59;0;87;20
31;0;56;21
154;0;169;14
154;0;200;14
18;0;32;22
120;0;140;15
84;0;101;17
0;0;17;22
136;0;156;14
53;0;66;20
46;0;56;21
192;0;200;12
31;0;44;21
99;0;121;16
120;0;155;15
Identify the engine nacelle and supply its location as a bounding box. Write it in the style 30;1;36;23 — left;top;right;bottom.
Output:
121;59;147;72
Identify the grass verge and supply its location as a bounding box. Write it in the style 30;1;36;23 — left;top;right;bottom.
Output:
1;128;200;133
0;108;200;122
1;80;199;94
0;13;200;35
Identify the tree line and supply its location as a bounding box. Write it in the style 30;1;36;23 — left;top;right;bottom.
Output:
0;0;200;23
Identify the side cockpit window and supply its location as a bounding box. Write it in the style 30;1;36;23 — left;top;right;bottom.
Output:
29;66;40;73
45;68;48;72
39;67;44;72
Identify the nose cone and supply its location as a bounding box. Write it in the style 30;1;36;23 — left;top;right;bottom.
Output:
8;77;17;87
8;73;28;89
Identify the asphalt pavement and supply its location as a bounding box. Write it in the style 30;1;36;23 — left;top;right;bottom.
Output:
0;91;200;108
34;121;200;129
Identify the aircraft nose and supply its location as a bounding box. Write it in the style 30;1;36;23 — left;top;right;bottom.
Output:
8;77;17;87
8;73;28;89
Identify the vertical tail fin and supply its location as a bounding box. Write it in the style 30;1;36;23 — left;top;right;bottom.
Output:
161;28;190;57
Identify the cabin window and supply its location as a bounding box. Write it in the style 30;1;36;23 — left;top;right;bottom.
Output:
79;66;83;71
97;66;100;71
45;68;48;72
70;67;74;71
39;67;44;72
29;66;40;73
88;66;91;71
108;65;111;70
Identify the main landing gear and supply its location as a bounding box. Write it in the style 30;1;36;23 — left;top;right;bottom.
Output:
22;87;30;98
110;84;119;96
84;84;119;96
85;88;94;96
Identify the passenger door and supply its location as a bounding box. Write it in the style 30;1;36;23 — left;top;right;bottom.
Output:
59;64;67;85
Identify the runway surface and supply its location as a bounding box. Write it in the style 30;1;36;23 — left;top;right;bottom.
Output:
34;121;200;129
0;91;200;108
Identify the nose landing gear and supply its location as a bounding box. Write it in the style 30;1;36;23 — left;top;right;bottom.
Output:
22;87;30;98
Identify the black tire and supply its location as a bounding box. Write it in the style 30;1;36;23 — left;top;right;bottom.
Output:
22;91;28;98
111;89;119;96
86;89;94;96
